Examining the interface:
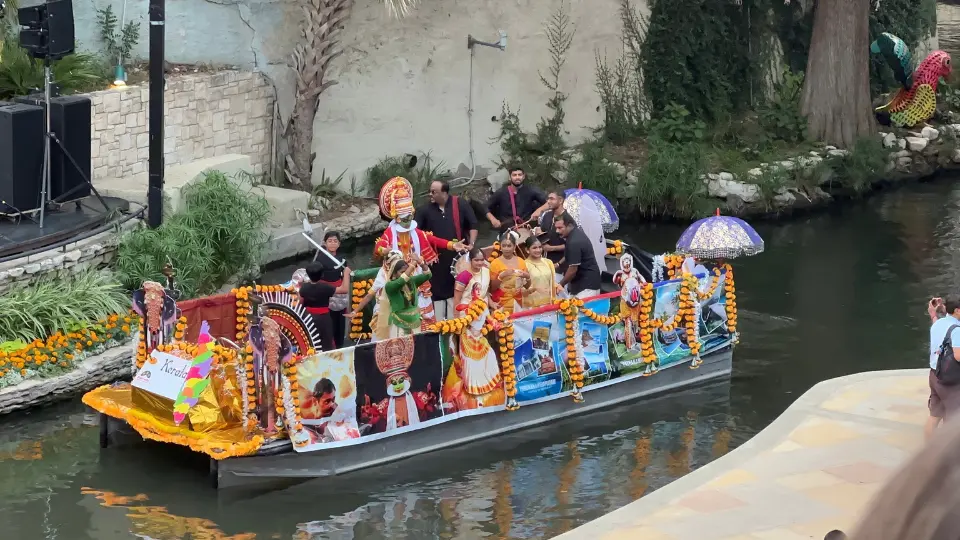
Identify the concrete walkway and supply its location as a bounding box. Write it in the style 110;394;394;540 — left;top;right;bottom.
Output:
556;369;930;540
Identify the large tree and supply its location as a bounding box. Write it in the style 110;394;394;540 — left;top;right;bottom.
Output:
797;0;876;148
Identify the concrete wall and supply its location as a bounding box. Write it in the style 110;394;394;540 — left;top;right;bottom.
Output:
74;0;639;187
87;71;274;183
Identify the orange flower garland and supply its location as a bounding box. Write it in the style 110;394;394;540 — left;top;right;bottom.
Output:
579;304;622;326
493;310;519;408
489;241;501;260
696;267;724;300
429;299;486;334
231;286;257;428
557;299;585;400
173;315;187;341
606;240;624;256
638;283;657;369
0;313;137;383
663;254;685;280
681;273;702;366
723;264;738;342
350;279;374;340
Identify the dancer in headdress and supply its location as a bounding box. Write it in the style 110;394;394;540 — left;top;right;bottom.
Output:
374;177;466;329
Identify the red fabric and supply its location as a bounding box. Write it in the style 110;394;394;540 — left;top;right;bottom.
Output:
507;186;519;226
375;227;444;264
305;306;330;315
176;293;237;341
452;196;462;240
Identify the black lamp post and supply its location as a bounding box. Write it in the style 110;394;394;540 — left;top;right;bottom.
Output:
147;0;164;228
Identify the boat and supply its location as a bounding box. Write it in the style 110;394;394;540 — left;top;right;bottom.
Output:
82;182;741;490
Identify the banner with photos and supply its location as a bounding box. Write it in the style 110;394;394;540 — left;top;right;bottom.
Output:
557;297;612;389
511;312;565;402
292;333;444;453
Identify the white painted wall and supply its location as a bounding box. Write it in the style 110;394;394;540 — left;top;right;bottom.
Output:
311;0;644;187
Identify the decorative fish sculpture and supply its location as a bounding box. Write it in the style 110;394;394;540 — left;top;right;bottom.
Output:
172;321;216;426
870;32;913;90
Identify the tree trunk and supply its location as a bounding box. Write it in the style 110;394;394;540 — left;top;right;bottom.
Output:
284;0;353;189
799;0;875;148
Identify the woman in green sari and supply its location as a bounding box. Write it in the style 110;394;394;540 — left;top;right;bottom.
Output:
372;253;433;340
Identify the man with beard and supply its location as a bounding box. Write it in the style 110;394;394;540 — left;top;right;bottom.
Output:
534;190;567;270
415;180;478;321
485;166;549;232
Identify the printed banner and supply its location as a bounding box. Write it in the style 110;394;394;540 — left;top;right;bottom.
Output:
440;319;508;415
291;333;444;452
511;313;565;402
610;269;733;374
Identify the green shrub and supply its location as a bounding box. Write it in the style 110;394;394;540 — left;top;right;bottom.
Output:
629;141;711;218
0;270;129;343
827;137;888;194
649;103;706;144
0;39;108;99
114;171;271;298
757;70;807;143
566;143;624;201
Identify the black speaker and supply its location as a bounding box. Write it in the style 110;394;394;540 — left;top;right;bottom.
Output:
0;104;44;213
12;94;91;201
45;0;75;59
17;0;74;60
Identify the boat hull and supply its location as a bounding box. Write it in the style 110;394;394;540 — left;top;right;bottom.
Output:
215;346;732;489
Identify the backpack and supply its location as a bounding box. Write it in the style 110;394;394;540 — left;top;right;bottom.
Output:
936;324;960;385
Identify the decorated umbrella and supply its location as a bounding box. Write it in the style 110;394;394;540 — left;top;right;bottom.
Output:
676;209;764;259
563;186;619;233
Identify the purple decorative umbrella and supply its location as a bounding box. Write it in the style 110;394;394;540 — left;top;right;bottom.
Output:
563;187;619;233
676;210;764;259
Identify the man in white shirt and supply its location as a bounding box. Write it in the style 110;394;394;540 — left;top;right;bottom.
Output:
926;296;960;439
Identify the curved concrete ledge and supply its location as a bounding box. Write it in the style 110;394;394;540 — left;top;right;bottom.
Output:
558;369;929;540
0;344;133;415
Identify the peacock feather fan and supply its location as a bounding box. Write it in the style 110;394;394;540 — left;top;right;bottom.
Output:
172;321;216;426
870;32;913;90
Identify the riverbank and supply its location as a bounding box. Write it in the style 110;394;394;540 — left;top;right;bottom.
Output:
555;369;928;540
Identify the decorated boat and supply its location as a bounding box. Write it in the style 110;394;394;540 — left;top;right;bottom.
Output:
83;180;759;489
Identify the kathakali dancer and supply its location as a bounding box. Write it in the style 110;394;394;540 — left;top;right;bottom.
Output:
375;177;466;330
442;248;507;413
362;336;438;432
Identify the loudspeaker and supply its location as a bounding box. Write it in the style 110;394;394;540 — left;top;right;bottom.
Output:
49;95;91;201
45;0;75;60
12;94;92;201
0;104;44;213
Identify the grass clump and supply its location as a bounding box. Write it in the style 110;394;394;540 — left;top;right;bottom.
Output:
114;171;271;298
628;142;711;218
826;137;888;194
0;270;129;343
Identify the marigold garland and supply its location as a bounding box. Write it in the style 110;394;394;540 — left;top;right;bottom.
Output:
350;279;374;340
279;349;313;438
429;299;487;334
638;283;658;369
494;313;519;409
579;305;622;326
681;273;702;367
606;240;624;256
722;264;738;343
1;313;136;383
696;267;724;300
489;241;501;260
557;299;585;400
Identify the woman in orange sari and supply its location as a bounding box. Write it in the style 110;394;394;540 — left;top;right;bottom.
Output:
489;231;528;316
522;236;561;309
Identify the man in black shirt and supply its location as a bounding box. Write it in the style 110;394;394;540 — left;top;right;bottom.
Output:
554;212;602;299
535;190;567;268
414;180;478;321
485;166;549;232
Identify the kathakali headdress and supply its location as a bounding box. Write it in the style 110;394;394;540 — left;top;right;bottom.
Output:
375;336;415;379
379;177;415;220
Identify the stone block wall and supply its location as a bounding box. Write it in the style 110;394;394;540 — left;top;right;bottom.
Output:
0;222;136;295
87;71;275;183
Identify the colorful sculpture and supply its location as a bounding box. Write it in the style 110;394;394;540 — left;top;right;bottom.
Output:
374;177;465;330
172;321;216;426
872;33;952;128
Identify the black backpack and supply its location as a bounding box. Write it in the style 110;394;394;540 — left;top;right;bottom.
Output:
936;324;960;385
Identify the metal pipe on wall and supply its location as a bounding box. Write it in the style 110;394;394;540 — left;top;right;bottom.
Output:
147;0;165;228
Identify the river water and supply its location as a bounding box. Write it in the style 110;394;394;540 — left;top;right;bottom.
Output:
6;13;960;539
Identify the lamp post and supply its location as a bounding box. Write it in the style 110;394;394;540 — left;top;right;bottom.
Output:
147;0;165;228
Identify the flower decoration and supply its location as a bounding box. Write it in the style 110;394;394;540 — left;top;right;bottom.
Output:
495;317;520;410
557;299;585;402
350;279;374;340
651;253;686;282
681;273;703;368
606;240;624;256
1;313;137;387
638;282;657;369
697;267;724;300
722;263;738;343
429;299;487;334
489;241;501;260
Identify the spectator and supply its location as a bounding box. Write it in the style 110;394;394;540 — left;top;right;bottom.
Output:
554;212;601;299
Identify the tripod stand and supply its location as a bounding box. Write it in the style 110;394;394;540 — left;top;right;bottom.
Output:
37;60;109;229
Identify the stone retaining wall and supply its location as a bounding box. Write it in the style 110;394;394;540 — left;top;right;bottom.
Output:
87;70;274;184
0;220;137;295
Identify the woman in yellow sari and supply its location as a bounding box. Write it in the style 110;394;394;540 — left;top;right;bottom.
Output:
489;231;528;316
441;248;505;412
522;236;561;309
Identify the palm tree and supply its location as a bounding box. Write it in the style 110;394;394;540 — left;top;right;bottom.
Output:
285;0;421;189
